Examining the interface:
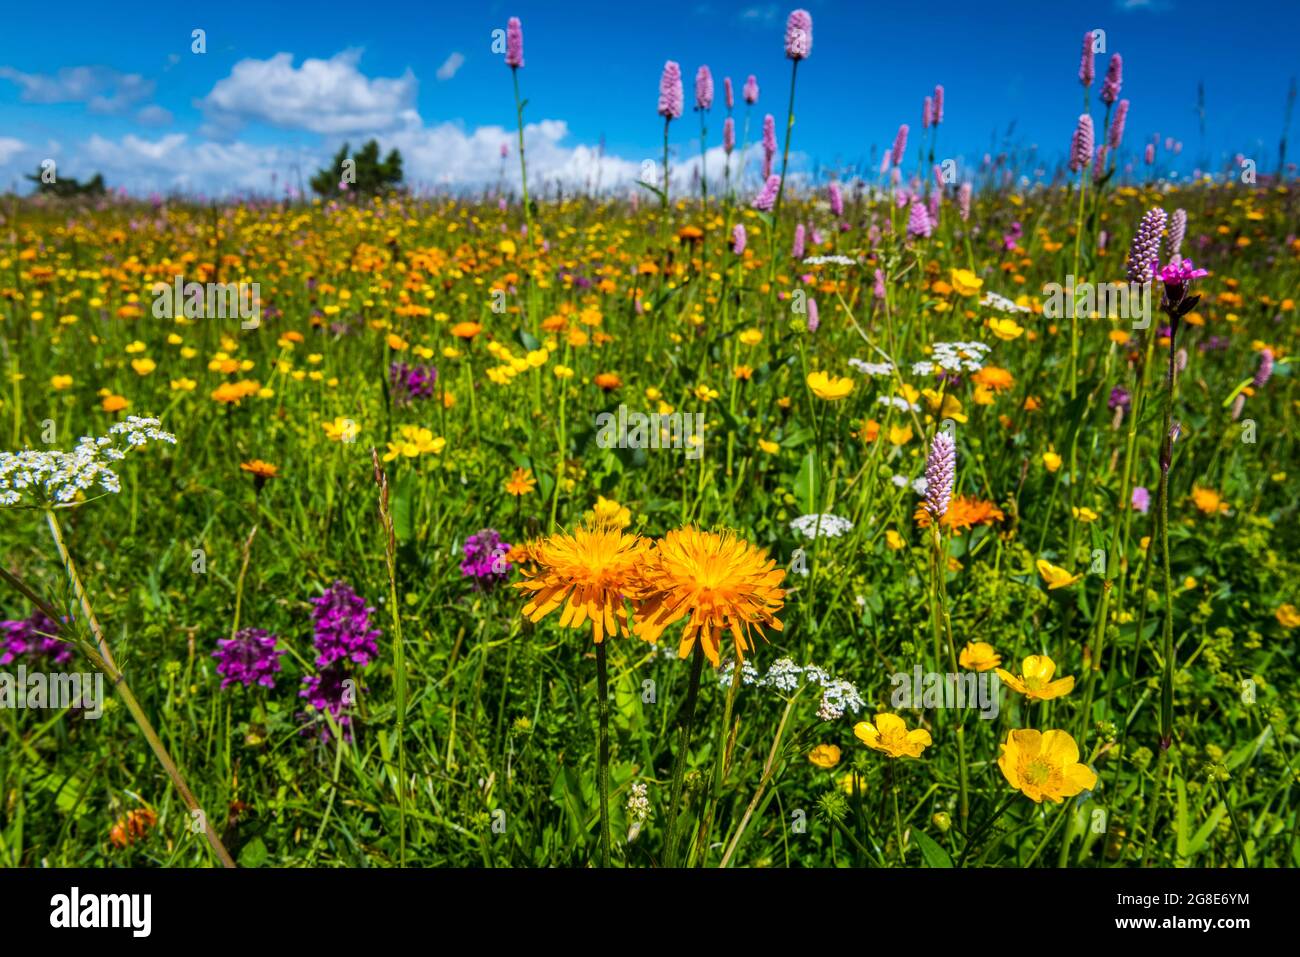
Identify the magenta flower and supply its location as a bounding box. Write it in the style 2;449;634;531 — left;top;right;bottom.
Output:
753;174;781;212
1254;348;1274;388
762;113;777;157
1144;143;1155;165
724;76;734;110
505;17;524;68
1101;53;1122;105
891;124;909;167
1079;30;1095;87
461;528;512;590
658;61;683;120
924;432;956;519
212;627;284;690
743;74;759;104
311;580;381;669
907;200;932;238
695;65;714;111
922;95;933;129
806;297;819;332
957;182;972;221
1;610;70;667
1108;99;1129;149
723;116;735;154
784;9;812;60
934;84;945;125
1131;486;1150;514
791;223;806;258
1157;259;1208;299
828;181;843;217
732;223;747;254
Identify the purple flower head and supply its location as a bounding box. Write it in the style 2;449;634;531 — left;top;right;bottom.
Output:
907;200;932;238
784;9;813;60
694;65;714;111
461;528;513;589
762;113;777;158
806;297;819;332
924;432;956;519
753;175;781;212
732;223;747;254
1108;99;1129;149
1144;143;1155;165
1069;114;1095;173
922;96;933;130
958;182;972;221
1101;53;1122;105
388;361;438;404
791;223;806;259
1131;486;1150;514
1108;386;1131;411
891;124;909;167
310;581;381;669
933;85;945;125
1;611;71;667
743;74;759;104
658;61;684;120
1079;30;1095;87
1156;258;1208;300
1253;348;1274;388
724;76;734;110
505;17;524;68
212;627;284;690
1126;207;1167;284
299;665;358;741
723;116;735;154
828;181;843;217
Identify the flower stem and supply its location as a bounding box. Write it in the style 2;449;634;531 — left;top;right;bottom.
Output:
595;640;612;868
663;641;705;867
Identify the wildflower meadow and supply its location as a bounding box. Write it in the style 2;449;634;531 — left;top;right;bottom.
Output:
0;4;1297;891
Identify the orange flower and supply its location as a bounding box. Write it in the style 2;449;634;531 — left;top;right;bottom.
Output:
101;394;129;412
505;467;537;496
239;459;279;479
914;495;1004;532
593;372;622;391
450;321;482;340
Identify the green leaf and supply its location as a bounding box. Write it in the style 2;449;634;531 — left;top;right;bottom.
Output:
517;329;541;352
391;471;417;543
237;836;269;868
913;829;953;868
794;451;817;513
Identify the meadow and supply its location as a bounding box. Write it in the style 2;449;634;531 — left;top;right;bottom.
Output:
0;11;1297;870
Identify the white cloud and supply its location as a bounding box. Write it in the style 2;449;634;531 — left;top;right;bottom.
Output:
436;52;465;81
738;5;778;24
136;104;173;126
198;50;419;135
0;65;154;114
0;137;28;165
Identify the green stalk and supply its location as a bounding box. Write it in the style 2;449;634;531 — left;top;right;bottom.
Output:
663;641;705;867
595;640;612;867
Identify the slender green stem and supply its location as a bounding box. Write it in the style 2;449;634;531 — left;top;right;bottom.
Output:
595;640;612;868
663;641;705;867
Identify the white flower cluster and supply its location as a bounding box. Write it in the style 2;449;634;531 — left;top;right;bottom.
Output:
790;513;854;540
877;394;920;412
848;358;895;378
625;781;651;824
0;416;176;507
802;254;858;267
980;291;1031;313
911;341;992;376
717;656;865;721
891;474;929;496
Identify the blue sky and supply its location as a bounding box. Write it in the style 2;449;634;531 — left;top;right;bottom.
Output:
1;0;1296;195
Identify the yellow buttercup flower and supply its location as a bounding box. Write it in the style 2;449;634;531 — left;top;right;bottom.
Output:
1275;604;1300;629
585;495;631;529
988;317;1024;340
1036;559;1081;590
1071;506;1099;523
381;425;445;461
885;529;906;550
888;424;914;446
758;439;780;455
959;641;1001;672
131;358;156;376
51;374;73;390
1191;485;1229;515
998;728;1097;803
1042;448;1062;472
738;328;763;346
807;370;854;401
323;416;361;442
854;712;932;759
808;744;841;769
632;527;785;666
996;654;1075;701
950;268;983;296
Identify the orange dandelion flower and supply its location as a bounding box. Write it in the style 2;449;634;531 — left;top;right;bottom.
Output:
505;467;537;496
450;321;482;340
593;372;622;391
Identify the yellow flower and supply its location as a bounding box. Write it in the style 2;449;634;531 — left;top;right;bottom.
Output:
854;712;932;759
950;268;983;296
1036;559;1081;590
632;528;785;667
381;425;445;461
888;424;913;446
50;374;73;390
988;317;1024;340
959;641;1001;672
101;394;128;412
505;467;536;496
387;333;408;351
1042;448;1062;472
585;495;631;529
514;523;652;644
738;328;763;346
758;439;780;455
499;239;517;256
170;378;197;392
553;364;574;379
806;370;854;401
1275;604;1300;629
996;655;1075;701
885;529;905;550
130;358;156;376
1191;485;1229;515
323;416;361;442
808;744;842;769
1071;506;1099;523
998;729;1097;803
